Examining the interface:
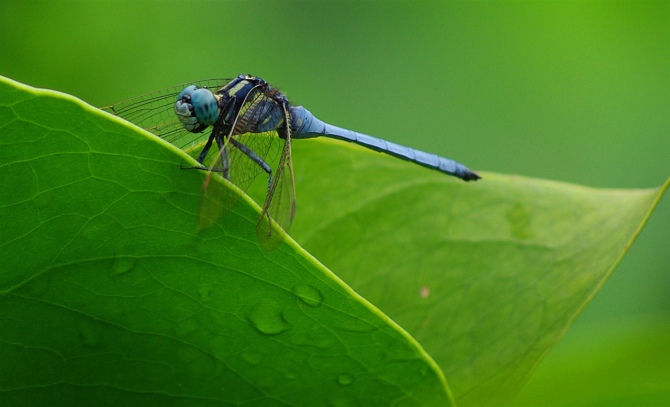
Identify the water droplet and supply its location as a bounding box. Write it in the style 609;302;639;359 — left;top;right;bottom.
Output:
109;256;137;277
80;325;102;348
242;351;263;366
292;283;323;307
338;374;353;386
248;299;290;336
198;285;214;302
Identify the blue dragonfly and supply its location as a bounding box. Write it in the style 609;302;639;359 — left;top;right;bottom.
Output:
103;74;480;245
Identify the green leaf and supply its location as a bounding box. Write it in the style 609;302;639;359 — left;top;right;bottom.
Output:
0;76;453;406
287;142;668;406
1;75;666;407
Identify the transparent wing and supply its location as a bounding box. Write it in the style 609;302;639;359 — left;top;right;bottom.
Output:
255;121;297;248
200;86;295;245
101;79;232;155
196;129;283;231
226;87;285;193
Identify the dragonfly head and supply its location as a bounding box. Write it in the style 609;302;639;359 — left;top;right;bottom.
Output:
174;85;219;132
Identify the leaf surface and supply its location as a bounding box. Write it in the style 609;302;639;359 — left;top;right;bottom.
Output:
288;138;667;406
0;76;453;407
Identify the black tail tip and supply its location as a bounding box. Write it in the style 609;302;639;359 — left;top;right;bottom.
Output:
462;170;481;181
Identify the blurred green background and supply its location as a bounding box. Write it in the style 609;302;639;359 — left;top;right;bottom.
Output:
1;0;667;405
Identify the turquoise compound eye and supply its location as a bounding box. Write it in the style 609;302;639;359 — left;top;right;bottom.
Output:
175;85;199;131
177;85;197;101
190;88;218;126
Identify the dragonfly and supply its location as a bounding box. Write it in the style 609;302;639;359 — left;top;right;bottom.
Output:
102;74;480;245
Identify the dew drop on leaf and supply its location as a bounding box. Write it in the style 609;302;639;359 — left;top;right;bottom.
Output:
198;284;215;302
109;256;137;277
338;374;353;386
248;299;290;336
242;351;263;366
292;283;324;307
79;324;102;348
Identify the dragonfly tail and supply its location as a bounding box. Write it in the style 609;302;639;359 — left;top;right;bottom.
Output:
290;106;480;182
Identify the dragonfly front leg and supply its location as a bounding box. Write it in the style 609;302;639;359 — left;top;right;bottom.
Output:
180;132;216;171
196;133;215;164
181;132;230;179
229;138;273;192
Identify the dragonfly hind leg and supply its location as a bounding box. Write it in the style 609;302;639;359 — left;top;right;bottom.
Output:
229;138;273;192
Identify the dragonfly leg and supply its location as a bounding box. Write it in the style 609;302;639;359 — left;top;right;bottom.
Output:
180;132;217;172
196;133;216;164
229;138;273;192
180;132;232;180
215;135;230;180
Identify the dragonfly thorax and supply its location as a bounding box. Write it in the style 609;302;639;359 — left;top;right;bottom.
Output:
174;85;220;133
